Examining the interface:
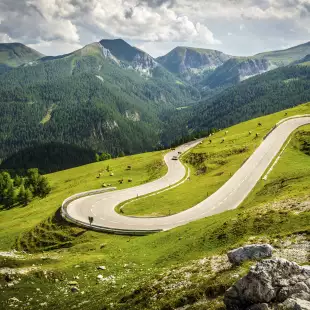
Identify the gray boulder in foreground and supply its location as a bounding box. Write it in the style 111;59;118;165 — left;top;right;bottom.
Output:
224;258;310;310
227;244;273;265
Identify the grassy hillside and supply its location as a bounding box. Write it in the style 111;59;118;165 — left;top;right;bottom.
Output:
0;150;167;249
0;43;43;69
255;41;310;65
0;104;309;310
121;103;310;216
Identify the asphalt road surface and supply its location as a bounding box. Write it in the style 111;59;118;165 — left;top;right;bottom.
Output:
66;116;310;233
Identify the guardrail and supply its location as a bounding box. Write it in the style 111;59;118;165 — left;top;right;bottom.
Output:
263;114;310;140
61;187;162;235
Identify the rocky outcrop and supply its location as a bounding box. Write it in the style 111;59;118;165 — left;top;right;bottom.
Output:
227;244;273;265
178;48;231;74
130;53;158;76
224;258;310;310
238;58;273;81
125;111;140;122
99;39;158;76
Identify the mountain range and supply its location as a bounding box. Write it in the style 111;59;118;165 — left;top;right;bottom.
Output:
1;39;310;167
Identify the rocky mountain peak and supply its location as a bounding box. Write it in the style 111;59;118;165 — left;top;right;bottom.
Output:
99;39;158;76
157;46;231;75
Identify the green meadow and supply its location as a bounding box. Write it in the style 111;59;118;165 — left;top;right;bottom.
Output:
0;103;310;310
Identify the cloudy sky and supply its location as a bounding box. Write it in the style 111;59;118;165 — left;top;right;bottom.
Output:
0;0;310;57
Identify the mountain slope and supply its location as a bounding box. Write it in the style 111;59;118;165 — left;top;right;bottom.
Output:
0;142;97;174
255;41;310;65
200;41;310;90
100;39;159;77
0;40;200;160
0;43;43;74
0;103;309;310
295;54;310;66
189;63;310;132
200;57;274;89
157;46;231;82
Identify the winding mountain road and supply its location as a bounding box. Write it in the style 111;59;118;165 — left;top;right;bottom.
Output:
64;116;310;234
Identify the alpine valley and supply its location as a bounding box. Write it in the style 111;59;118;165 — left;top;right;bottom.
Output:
1;39;310;169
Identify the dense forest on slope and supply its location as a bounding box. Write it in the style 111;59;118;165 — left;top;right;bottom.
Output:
189;64;310;131
0;143;97;174
0;42;200;161
0;72;161;158
1;40;310;170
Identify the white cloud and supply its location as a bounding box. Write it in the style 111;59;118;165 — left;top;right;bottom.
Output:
0;0;220;53
0;33;13;43
28;40;83;56
77;1;220;44
0;0;309;57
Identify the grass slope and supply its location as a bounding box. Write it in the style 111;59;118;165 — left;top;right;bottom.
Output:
0;150;167;249
0;104;310;310
0;43;43;68
255;41;310;65
122;103;310;216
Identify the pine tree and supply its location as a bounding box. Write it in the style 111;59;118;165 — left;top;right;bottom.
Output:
14;175;23;187
25;168;40;195
18;185;32;206
24;189;33;205
4;185;16;208
37;176;51;198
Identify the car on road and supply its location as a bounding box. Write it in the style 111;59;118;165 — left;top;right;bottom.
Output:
172;156;178;160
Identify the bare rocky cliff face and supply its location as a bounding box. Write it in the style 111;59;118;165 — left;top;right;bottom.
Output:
200;57;277;89
178;49;231;74
129;52;158;77
99;39;159;77
238;58;275;81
